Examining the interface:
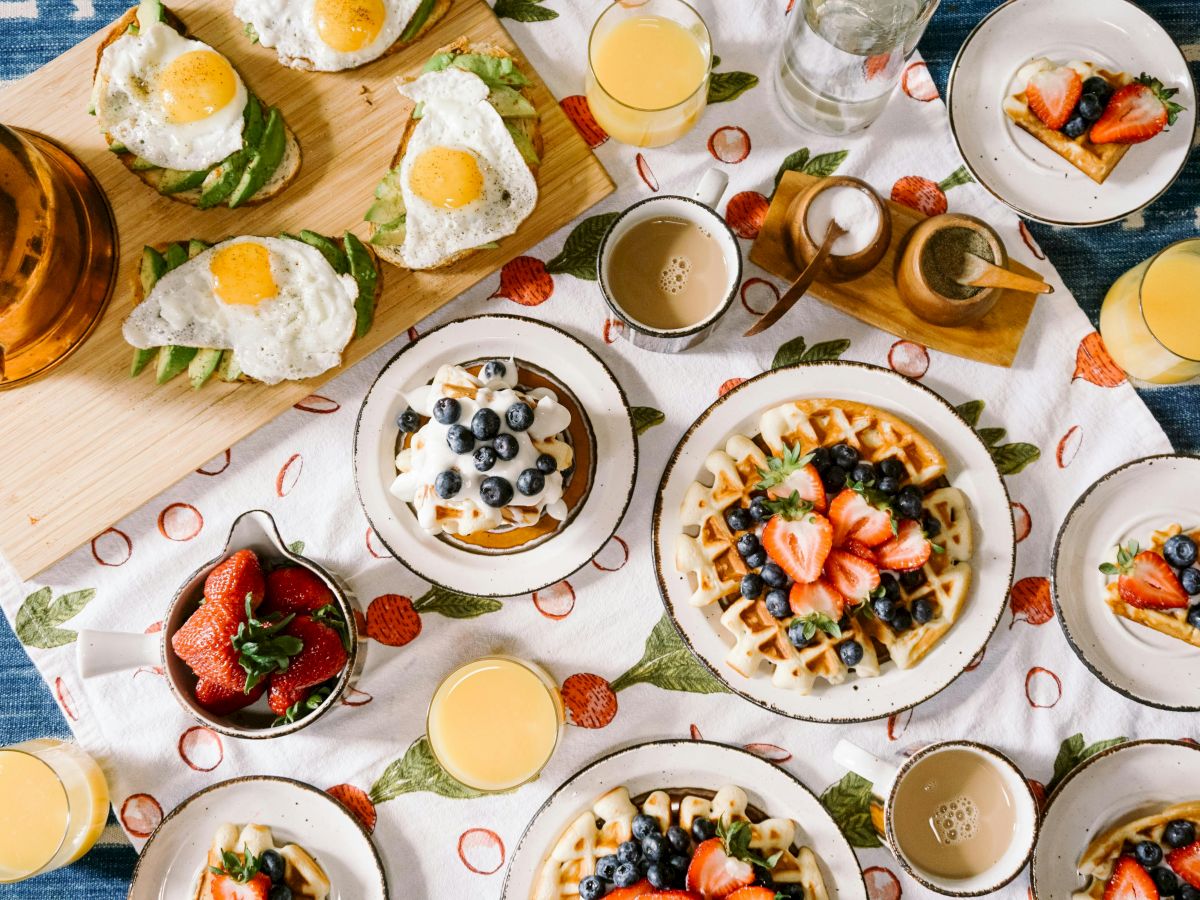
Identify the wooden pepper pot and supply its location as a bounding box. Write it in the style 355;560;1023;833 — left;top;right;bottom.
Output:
785;176;891;283
897;213;1008;327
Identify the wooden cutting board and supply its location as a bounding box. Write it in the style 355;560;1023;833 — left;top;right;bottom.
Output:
749;171;1041;368
0;0;614;580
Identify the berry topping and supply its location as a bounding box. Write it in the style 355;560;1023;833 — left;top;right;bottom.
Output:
875;475;900;496
744;549;768;570
1082;75;1114;104
890;607;913;633
1181;569;1200;597
446;424;474;454
1091;74;1185;145
396;408;420;432
878;457;905;480
740;572;764;599
1027;65;1083;130
876;519;934;572
632;815;660;841
1104;855;1161;900
762;508;833;584
1102;542;1188;610
824;548;881;602
642;832;669;862
893;485;923;521
579;875;605;900
789;579;846;624
516;468;545;496
686;821;766;899
596;855;619;882
666;825;691;854
830;442;859;469
736;533;761;559
260;850;285;884
1164;534;1198;569
872;596;897;622
761;562;790;589
1136;841;1165;868
480;476;513;508
471;408;501;441
434;470;461;499
494;433;519;461
850;461;875;486
1168;841;1200;889
900;568;927;590
506;401;535;432
536;453;558;475
821;465;847;493
1166;821;1197;849
748;497;773;523
1078;93;1105;121
838;639;864;667
691;817;716;843
756;443;826;512
829;488;894;547
912;597;935;624
482;360;507;381
432;397;460;425
473;446;497;472
725;506;752;533
1063;115;1088;139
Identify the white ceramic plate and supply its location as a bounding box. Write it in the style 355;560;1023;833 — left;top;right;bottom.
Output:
354;314;637;597
501;739;868;899
653;361;1015;722
1032;740;1200;899
128;776;387;899
947;0;1196;226
1052;454;1200;711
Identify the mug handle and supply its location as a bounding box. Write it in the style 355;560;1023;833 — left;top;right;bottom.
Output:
693;169;729;210
76;630;160;678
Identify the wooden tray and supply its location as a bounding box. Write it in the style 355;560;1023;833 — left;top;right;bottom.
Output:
0;0;614;580
749;171;1040;368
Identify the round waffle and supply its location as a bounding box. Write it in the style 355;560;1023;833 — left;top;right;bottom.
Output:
1073;802;1200;899
192;822;330;900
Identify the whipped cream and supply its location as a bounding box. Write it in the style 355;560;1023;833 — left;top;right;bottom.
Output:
391;360;575;537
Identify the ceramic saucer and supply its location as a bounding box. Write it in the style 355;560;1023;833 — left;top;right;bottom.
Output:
128;776;387;899
947;0;1195;226
354;314;637;597
1052;454;1200;711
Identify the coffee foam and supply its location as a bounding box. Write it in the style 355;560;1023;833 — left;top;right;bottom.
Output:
930;794;979;846
658;255;692;296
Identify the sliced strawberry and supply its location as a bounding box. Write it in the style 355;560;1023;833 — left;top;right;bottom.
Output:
262;566;334;617
1118;551;1188;610
649;892;704;899
204;549;265;613
1027;65;1083;130
829;489;894;547
1104;855;1159;900
876;519;932;572
1167;840;1200;888
843;539;877;563
789;579;846;621
194;677;265;716
769;464;826;513
212;872;271;900
824;549;881;602
686;838;755;899
762;511;832;584
1091;75;1184;144
607;881;654;899
726;889;778;900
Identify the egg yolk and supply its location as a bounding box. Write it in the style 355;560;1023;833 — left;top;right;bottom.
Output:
409;147;485;210
210;243;277;306
159;50;238;124
315;0;386;52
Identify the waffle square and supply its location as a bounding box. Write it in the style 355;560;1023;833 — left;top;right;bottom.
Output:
1073;802;1200;899
1103;525;1200;648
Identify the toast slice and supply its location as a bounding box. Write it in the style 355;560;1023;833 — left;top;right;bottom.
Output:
93;4;301;208
366;37;543;270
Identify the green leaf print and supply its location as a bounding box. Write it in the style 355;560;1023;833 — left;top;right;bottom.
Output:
610;615;727;695
771;336;851;370
546;213;620;280
954;400;984;427
773;147;848;192
287;540;305;555
954;399;1041;475
15;587;96;649
632;406;665;435
413;586;502;618
369;736;495;803
820;772;882;848
708;70;759;105
1048;734;1127;793
493;0;557;22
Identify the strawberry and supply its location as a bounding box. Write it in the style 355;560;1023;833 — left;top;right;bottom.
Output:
687;838;755;899
824;549;881;602
194;677;265;716
756;443;826;512
727;889;779;900
212;873;270;900
262;566;334;617
172;596;302;692
267;680;311;718
607;881;654;899
789;579;845;621
1091;75;1184;144
828;489;894;547
268;614;348;710
204;549;265;613
762;509;832;584
1103;543;1188;610
1103;855;1159;900
649;892;704;899
875;519;933;572
1027;65;1083;130
1167;840;1200;888
843;539;877;563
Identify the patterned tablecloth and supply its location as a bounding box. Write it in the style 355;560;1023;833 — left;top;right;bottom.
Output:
1;1;1197;898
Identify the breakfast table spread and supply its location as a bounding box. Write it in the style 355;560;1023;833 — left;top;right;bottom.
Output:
1;0;1199;899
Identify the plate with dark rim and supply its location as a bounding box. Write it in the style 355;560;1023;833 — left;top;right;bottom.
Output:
652;361;1014;723
1032;739;1200;899
500;739;868;899
128;776;387;899
1052;454;1200;712
354;314;637;597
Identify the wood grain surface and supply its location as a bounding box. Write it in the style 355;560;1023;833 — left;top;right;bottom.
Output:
0;0;614;580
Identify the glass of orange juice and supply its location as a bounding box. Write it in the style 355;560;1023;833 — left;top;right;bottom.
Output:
0;739;110;883
1099;238;1200;384
427;656;564;792
586;0;712;148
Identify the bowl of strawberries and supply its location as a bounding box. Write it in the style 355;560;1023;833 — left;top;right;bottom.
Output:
77;509;358;738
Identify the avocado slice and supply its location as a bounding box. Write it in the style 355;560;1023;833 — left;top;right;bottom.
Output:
136;0;164;27
243;21;259;43
163;242;188;270
108;141;127;154
130;347;158;377
187;239;211;259
188;348;223;389
158;167;208;194
155;345;197;385
140;246;167;295
400;0;438;41
130;156;160;172
298;230;349;274
365;199;404;226
344;232;378;338
198;148;250;209
241;95;264;150
227;106;285;209
506;123;539;166
217;350;243;382
369;226;406;248
488;85;536;118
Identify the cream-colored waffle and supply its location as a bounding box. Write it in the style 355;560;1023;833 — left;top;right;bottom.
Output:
532;784;829;900
1103;525;1200;648
675;399;973;694
192;823;330;900
1073;802;1200;899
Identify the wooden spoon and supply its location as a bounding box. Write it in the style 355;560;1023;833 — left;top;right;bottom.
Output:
955;252;1054;295
745;220;847;337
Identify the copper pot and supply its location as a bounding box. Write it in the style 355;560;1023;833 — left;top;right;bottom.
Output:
897;213;1007;327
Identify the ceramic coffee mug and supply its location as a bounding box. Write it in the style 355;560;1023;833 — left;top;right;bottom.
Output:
834;739;1039;896
597;169;742;353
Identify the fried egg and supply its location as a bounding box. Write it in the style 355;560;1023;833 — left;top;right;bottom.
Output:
234;0;425;71
398;67;538;270
93;20;247;171
123;237;359;384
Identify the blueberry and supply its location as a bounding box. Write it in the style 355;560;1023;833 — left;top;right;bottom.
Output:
434;470;461;499
872;596;897;621
432;397;460;425
632;814;659;841
1062;115;1088;139
765;590;791;620
1166;820;1198;848
838;640;864;667
831;442;859;469
922;514;942;538
596;855;619;882
761;563;789;589
809;447;831;471
260;849;285;884
396;408;420;433
579;875;605;900
483;360;507;381
268;887;293;900
744;549;768;570
900;568;927;590
494;433;519;460
1165;534;1198;568
1182;569;1200;596
1078;93;1105;121
1181;886;1200;900
535;453;558;475
788;619;813;648
473;446;497;472
517;468;545;496
891;607;913;632
1189;606;1200;630
1082;75;1113;102
912;598;935;624
1135;841;1164;868
741;572;764;599
736;533;761;558
666;825;690;853
668;853;690;874
850;461;875;486
691;817;716;842
506;402;534;432
642;832;668;862
446;424;474;454
895;486;923;520
879;573;900;601
647;863;670;889
618;838;644;864
613;861;641;887
749;497;773;522
876;476;900;496
879;458;905;480
821;465;847;492
1150;867;1178;895
480;476;513;507
471;408;501;441
725;506;752;533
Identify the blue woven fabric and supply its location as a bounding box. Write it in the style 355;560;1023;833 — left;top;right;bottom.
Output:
0;1;1195;895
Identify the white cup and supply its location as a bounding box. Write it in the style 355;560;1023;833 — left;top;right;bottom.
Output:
596;169;741;353
834;739;1039;896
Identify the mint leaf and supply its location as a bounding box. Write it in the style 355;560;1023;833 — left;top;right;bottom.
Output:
820;772;881;848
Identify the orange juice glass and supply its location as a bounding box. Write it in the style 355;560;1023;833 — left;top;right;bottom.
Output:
1099;238;1200;384
586;0;712;148
427;656;564;792
0;739;110;883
